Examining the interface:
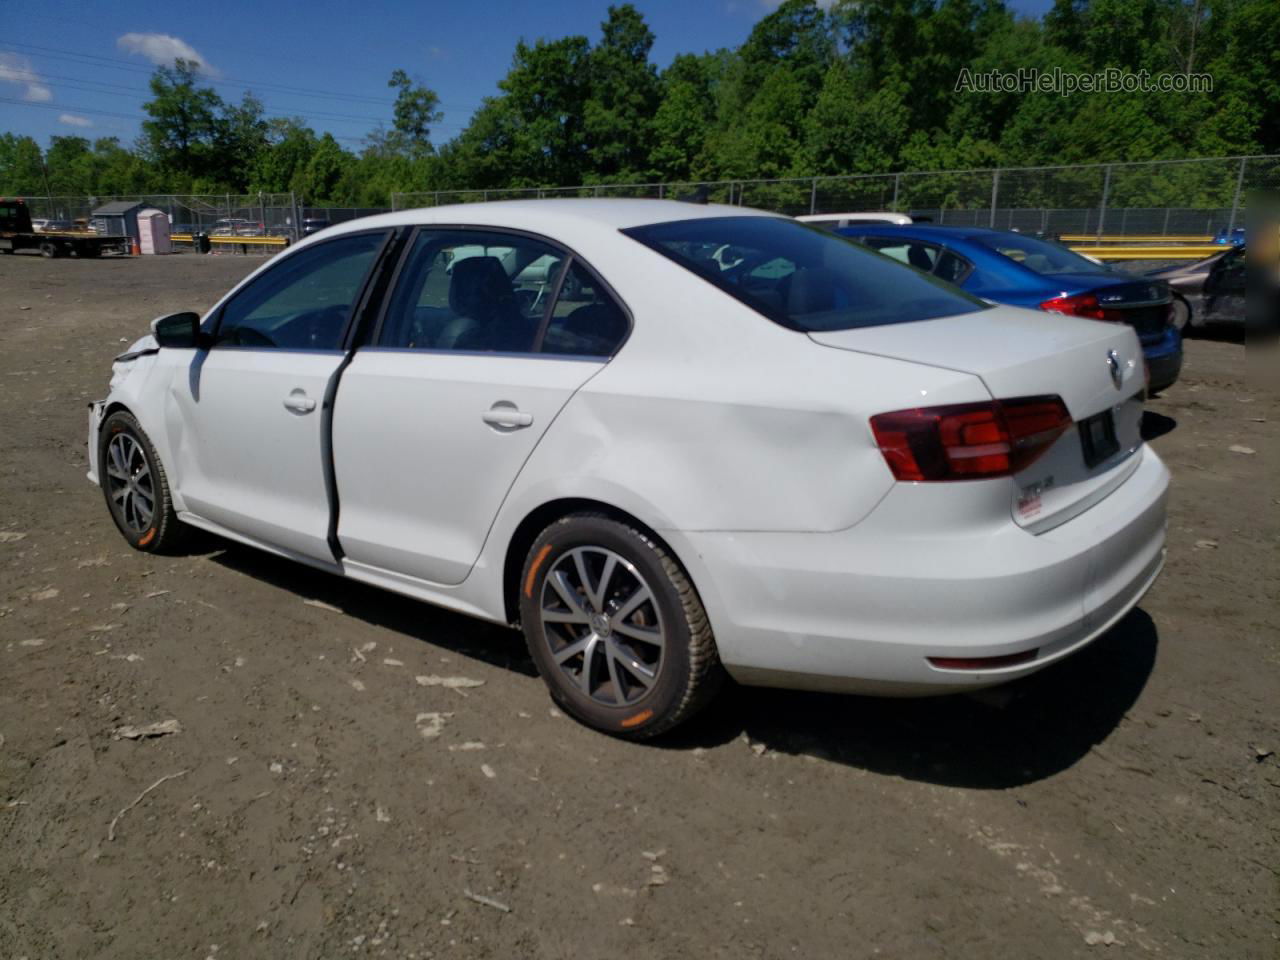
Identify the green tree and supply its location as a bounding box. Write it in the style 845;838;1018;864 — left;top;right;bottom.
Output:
140;59;224;182
649;54;717;180
293;133;352;203
250;118;318;193
388;69;443;152
0;134;48;195
583;4;661;180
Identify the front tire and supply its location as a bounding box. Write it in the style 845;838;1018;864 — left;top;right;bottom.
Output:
519;514;722;739
99;411;187;552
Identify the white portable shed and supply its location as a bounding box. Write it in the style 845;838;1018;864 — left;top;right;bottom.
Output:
137;209;172;254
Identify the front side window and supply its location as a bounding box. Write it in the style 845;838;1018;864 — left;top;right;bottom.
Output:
624;216;987;332
215;231;385;349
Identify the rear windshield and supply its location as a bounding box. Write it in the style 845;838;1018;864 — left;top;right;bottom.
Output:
623;216;987;332
973;232;1107;276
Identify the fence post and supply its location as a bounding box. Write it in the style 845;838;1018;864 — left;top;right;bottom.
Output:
1096;165;1112;240
989;169;1000;227
1226;156;1247;233
1162;207;1171;236
891;174;901;212
809;178;817;215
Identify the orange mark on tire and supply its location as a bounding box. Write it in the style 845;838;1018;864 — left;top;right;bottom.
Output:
137;528;156;547
524;545;553;598
620;709;653;729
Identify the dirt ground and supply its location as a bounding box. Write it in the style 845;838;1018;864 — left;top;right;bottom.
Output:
1;251;1276;960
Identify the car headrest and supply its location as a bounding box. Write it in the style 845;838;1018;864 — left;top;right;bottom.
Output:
448;256;514;319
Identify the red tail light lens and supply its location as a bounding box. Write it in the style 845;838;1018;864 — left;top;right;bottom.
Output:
1040;292;1106;320
870;396;1073;482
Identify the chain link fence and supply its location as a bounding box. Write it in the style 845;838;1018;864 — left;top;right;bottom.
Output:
394;154;1278;237
15;193;307;239
17;155;1275;244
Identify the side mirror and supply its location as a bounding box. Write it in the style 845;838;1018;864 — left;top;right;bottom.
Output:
151;312;202;349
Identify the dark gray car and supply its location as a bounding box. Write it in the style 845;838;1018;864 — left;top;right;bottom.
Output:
1147;246;1246;332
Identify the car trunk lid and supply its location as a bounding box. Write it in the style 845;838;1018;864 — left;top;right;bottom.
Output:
1043;274;1172;343
809;305;1146;531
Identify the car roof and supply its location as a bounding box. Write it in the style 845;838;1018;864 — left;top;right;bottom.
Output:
312;198;778;243
836;223;1012;241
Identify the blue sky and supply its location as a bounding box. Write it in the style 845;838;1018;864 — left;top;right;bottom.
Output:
1;0;1053;150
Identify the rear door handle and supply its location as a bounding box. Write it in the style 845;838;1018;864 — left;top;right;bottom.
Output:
283;391;316;414
482;404;533;429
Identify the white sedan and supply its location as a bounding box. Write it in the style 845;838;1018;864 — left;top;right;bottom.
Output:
88;200;1168;738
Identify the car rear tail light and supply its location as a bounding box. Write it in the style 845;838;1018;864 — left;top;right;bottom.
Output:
870;396;1072;482
1041;292;1150;324
1040;292;1106;320
927;649;1038;670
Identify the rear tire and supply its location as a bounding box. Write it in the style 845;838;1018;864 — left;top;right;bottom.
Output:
99;411;188;553
519;513;722;739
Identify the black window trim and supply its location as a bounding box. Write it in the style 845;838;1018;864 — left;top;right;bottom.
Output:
207;227;396;352
367;223;633;359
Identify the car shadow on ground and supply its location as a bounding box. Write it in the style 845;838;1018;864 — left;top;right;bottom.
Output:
204;541;538;678
666;609;1159;790
197;537;1156;789
1141;410;1177;441
1185;322;1245;344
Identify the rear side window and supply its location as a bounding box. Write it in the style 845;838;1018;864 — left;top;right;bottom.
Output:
379;231;562;353
379;229;629;357
935;250;973;285
542;261;629;357
860;237;941;272
624;217;987;332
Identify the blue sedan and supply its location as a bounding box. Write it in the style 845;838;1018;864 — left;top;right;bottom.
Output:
834;224;1182;392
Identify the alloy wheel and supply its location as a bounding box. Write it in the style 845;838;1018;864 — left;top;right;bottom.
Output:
105;433;155;533
539;546;666;706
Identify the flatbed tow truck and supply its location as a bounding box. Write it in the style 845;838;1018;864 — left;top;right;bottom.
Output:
0;198;129;258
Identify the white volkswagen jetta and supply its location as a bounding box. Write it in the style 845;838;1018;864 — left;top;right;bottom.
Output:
88;200;1168;738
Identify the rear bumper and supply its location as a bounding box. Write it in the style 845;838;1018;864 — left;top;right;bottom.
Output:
671;446;1169;695
1142;328;1182;392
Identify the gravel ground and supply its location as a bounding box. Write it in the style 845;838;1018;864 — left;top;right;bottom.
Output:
1;251;1276;959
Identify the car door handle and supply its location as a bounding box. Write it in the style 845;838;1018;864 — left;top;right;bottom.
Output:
482;405;533;429
283;391;316;414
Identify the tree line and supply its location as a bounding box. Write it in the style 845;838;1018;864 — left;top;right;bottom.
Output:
1;0;1275;206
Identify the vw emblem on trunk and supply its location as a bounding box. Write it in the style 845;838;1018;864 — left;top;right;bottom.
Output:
1107;349;1123;389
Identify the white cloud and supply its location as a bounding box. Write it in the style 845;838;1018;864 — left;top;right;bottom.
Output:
759;0;839;8
0;52;53;102
116;33;218;76
59;113;92;128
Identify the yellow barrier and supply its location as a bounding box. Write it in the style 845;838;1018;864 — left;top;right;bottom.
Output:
1062;234;1215;244
1069;244;1221;260
170;233;289;247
